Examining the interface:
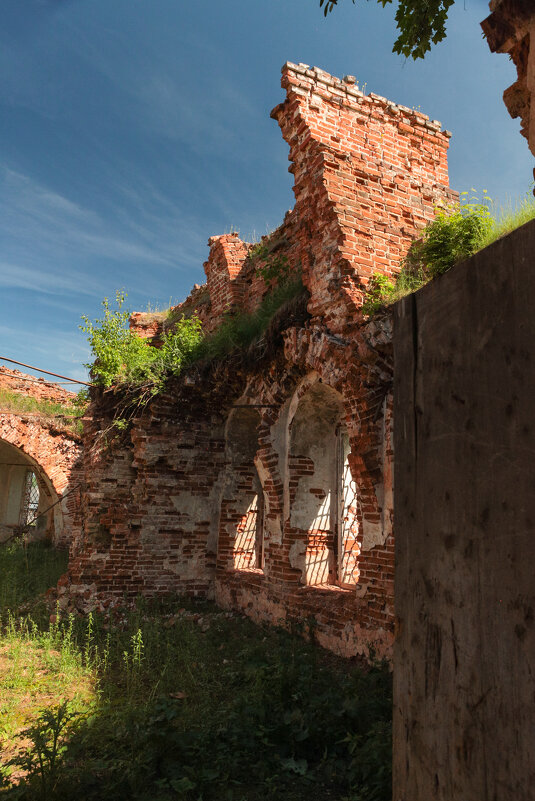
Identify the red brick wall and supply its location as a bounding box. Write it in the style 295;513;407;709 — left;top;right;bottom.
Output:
70;63;455;658
272;63;456;331
0;366;76;406
131;62;455;343
0;411;82;547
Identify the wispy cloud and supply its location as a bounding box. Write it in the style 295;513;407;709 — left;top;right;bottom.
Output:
1;166;183;268
0;166;211;303
0;261;95;295
0;323;90;381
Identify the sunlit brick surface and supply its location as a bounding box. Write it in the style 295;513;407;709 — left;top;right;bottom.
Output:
64;64;454;659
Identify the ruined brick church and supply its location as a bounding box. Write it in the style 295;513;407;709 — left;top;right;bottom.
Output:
2;64;456;659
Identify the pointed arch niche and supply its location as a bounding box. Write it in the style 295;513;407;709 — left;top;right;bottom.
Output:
218;406;265;573
287;381;360;587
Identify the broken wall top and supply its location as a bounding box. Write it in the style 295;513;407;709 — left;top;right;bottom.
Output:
0;366;76;407
131;63;456;339
482;0;535;159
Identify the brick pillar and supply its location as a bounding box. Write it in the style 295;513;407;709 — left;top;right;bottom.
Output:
271;62;456;333
203;233;250;321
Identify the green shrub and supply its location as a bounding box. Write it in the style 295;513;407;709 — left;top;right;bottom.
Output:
158;317;203;377
193;277;304;364
80;292;202;388
361;192;499;315
80;292;157;388
361;274;395;316
403;193;493;281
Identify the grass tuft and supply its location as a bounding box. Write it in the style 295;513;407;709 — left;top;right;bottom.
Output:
0;542;392;800
0;389;84;436
194;278;305;365
477;192;535;250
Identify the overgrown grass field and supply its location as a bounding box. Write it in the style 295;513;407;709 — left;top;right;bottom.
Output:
0;542;392;800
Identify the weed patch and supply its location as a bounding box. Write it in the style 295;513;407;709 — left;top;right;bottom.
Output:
0;543;392;800
0;390;84;436
362;191;535;315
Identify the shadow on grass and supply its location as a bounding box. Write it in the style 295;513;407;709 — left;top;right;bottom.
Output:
0;541;68;616
0;550;392;801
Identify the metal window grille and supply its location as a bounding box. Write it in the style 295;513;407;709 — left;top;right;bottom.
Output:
336;429;360;585
234;487;266;571
19;470;40;527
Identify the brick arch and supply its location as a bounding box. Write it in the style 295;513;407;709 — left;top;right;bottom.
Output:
217;405;265;572
0;413;82;546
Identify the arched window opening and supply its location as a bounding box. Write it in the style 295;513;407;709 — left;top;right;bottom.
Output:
336;428;359;586
288;382;360;588
0;439;58;543
19;470;40;527
219;407;266;573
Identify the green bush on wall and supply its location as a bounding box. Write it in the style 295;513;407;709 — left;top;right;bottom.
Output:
80;291;203;388
362;191;535;315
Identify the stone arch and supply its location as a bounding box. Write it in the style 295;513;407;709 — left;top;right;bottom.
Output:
0;413;81;546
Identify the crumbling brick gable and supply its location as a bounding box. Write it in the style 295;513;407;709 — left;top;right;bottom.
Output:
203;234;251;325
65;64;455;659
131;63;455;343
271;63;456;332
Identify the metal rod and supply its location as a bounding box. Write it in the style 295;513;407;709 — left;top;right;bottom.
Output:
0;356;94;387
0;373;80;385
25;483;81;527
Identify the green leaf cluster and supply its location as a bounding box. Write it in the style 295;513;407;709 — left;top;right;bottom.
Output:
251;242;293;288
80;291;203;388
319;0;455;60
362;194;495;315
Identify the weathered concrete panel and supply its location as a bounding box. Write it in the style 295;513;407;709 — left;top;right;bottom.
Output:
393;219;535;801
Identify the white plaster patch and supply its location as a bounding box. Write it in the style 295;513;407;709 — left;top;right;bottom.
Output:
289;540;306;575
361;518;387;551
265;513;282;543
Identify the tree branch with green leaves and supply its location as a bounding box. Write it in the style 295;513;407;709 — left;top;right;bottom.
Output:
319;0;455;59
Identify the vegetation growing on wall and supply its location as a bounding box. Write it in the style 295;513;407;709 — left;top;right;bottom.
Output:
193;276;304;364
0;388;85;436
80;292;203;389
82;266;304;392
362;192;535;315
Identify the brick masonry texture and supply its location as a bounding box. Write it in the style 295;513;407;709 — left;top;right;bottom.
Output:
0;366;76;406
482;0;535;162
0;368;82;547
64;64;455;658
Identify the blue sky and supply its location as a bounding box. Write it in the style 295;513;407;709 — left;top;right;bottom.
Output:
0;0;531;384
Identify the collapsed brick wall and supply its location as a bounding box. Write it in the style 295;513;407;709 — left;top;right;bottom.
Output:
0;365;76;406
0;367;81;546
482;0;535;162
131;63;456;343
66;63;454;658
